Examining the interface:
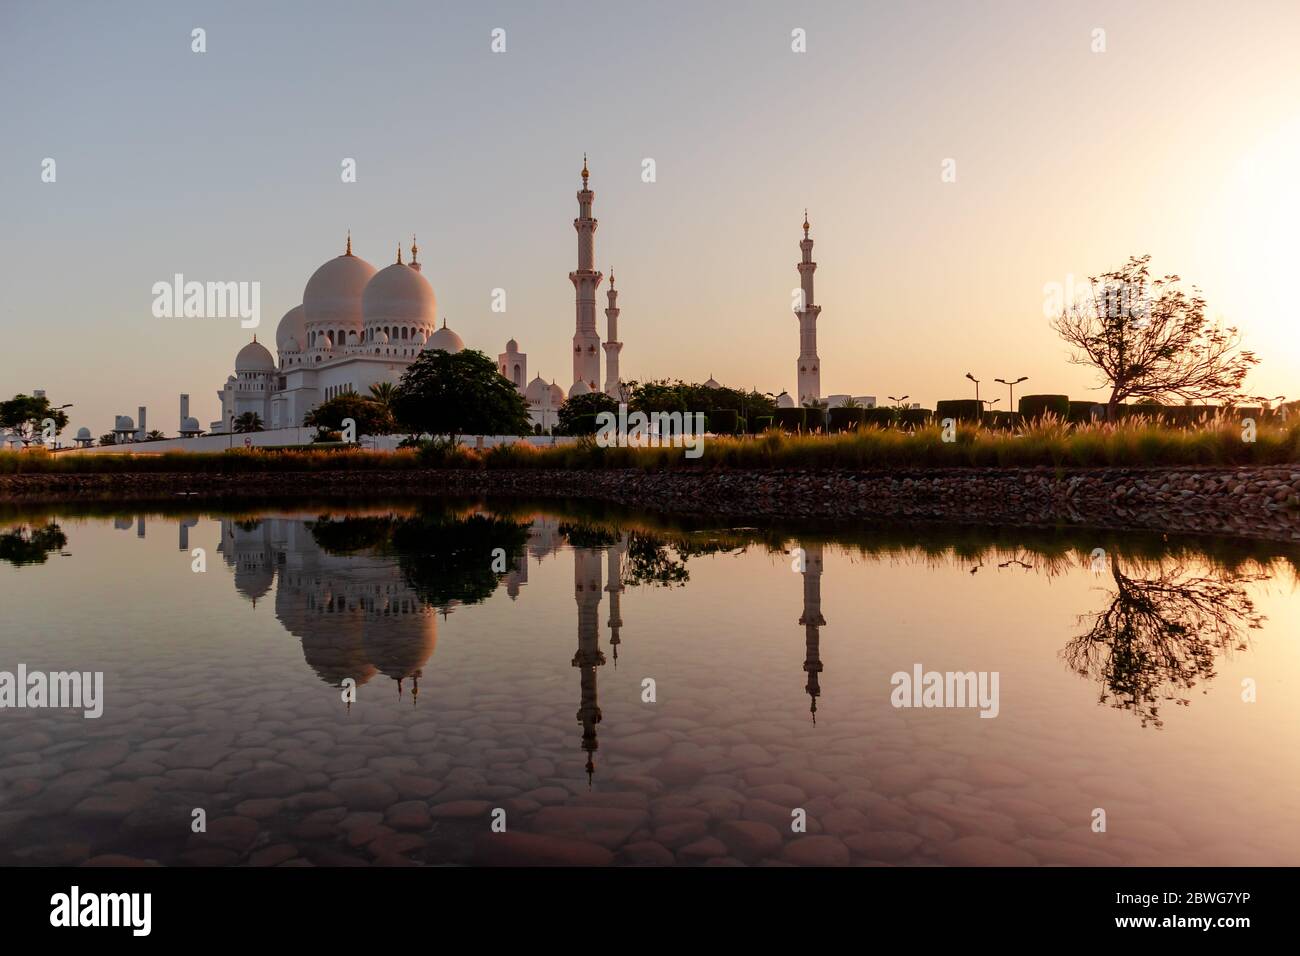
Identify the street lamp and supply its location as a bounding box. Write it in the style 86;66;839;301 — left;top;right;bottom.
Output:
888;395;909;409
994;376;1028;413
964;372;981;404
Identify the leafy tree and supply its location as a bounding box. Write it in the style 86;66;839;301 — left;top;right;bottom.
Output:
625;379;774;423
304;391;393;437
368;381;397;412
839;396;863;409
556;391;617;435
0;393;69;444
232;412;265;433
1052;255;1258;419
392;348;531;442
144;429;165;441
98;433;116;447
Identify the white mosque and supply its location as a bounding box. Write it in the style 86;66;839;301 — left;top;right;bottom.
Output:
213;157;627;436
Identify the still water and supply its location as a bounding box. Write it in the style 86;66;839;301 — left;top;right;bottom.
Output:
2;499;1298;866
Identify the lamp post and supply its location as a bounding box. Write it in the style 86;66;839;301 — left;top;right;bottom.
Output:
888;395;909;410
994;376;1028;414
964;372;981;405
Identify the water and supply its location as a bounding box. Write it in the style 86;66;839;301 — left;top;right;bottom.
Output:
2;498;1298;867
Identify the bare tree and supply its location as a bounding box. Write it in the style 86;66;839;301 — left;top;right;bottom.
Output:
1052;255;1258;419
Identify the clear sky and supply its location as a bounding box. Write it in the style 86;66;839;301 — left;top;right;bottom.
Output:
2;0;1298;435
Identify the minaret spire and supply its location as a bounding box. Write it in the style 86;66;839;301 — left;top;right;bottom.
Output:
603;267;622;398
569;155;603;394
795;211;822;405
396;242;403;265
345;230;352;256
410;234;420;271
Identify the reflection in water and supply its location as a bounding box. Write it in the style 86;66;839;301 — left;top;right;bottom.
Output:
1064;556;1266;729
0;523;67;566
800;543;825;723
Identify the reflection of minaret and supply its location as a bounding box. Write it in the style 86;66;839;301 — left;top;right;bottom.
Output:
504;551;528;600
605;536;625;666
799;542;826;723
178;517;198;551
136;516;146;538
572;547;606;785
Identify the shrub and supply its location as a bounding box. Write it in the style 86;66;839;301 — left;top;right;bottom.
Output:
708;408;742;434
1067;400;1105;424
751;415;774;433
935;400;982;423
1018;394;1070;420
804;408;827;433
772;408;806;432
898;408;933;428
827;407;865;432
862;408;894;427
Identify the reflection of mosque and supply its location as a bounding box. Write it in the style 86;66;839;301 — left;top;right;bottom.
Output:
571;540;629;784
217;515;439;702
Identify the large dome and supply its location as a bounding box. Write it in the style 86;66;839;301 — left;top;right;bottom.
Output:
425;322;464;354
362;262;436;334
524;375;551;404
303;249;375;337
275;305;306;353
236;338;276;372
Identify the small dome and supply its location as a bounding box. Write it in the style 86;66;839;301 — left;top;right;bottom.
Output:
776;391;796;409
236;338;276;372
374;330;390;345
425;323;464;354
412;331;426;347
524;375;550;404
506;338;519;352
114;415;135;431
275;305;306;353
704;376;721;389
567;379;590;399
549;382;565;406
181;416;201;433
75;426;92;440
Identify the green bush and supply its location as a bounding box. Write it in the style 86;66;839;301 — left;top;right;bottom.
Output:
898;408;933;428
1067;400;1105;424
708;409;742;434
934;400;982;423
1018;394;1070;419
751;415;774;433
863;408;894;427
984;411;1021;430
772;408;807;432
827;407;865;432
804;408;827;433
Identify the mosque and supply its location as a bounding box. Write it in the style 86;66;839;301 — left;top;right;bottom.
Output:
213;158;627;435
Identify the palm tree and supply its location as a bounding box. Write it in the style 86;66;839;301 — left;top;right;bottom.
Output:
232;412;264;433
369;381;397;411
840;396;863;410
144;429;165;441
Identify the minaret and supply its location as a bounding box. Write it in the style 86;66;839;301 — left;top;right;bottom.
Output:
795;211;822;405
799;542;826;722
602;270;622;398
572;546;606;785
569;155;603;394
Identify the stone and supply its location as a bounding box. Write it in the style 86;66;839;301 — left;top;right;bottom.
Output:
780;836;850;866
532;806;647;849
716;820;783;862
938;836;1037;867
330;779;398;811
844;830;921;861
475;832;614;866
620;841;675;866
385;801;432;831
235;766;307;798
429;800;490;819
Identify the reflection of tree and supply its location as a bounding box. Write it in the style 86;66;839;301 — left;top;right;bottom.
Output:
557;523;619;549
624;532;689;587
308;510;531;608
1062;558;1265;728
0;523;67;566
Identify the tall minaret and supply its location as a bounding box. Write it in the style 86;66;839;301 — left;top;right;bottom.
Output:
569;155;603;395
795;211;822;405
605;535;625;666
799;542;826;723
603;270;623;398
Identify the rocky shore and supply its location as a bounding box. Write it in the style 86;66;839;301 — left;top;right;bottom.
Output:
3;464;1298;541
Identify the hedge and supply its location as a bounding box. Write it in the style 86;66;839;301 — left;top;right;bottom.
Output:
804;408;827;432
827;407;866;432
1067;400;1105;423
708;409;743;434
772;408;807;432
898;408;933;428
751;415;774;433
1018;394;1070;419
934;399;983;422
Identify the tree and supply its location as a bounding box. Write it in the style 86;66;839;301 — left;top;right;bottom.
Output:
392;348;531;442
625;379;775;423
556;391;617;435
839;396;863;409
368;381;397;413
0;393;69;444
232;412;264;433
1052;255;1258;419
98;433;116;447
144;430;165;441
304;391;393;438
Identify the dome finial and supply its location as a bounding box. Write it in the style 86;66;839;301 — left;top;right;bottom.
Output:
410;234;418;264
582;153;589;186
609;268;615;287
396;242;403;265
803;209;810;237
345;230;352;256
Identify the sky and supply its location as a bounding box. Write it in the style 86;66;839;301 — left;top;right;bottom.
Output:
2;0;1298;435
